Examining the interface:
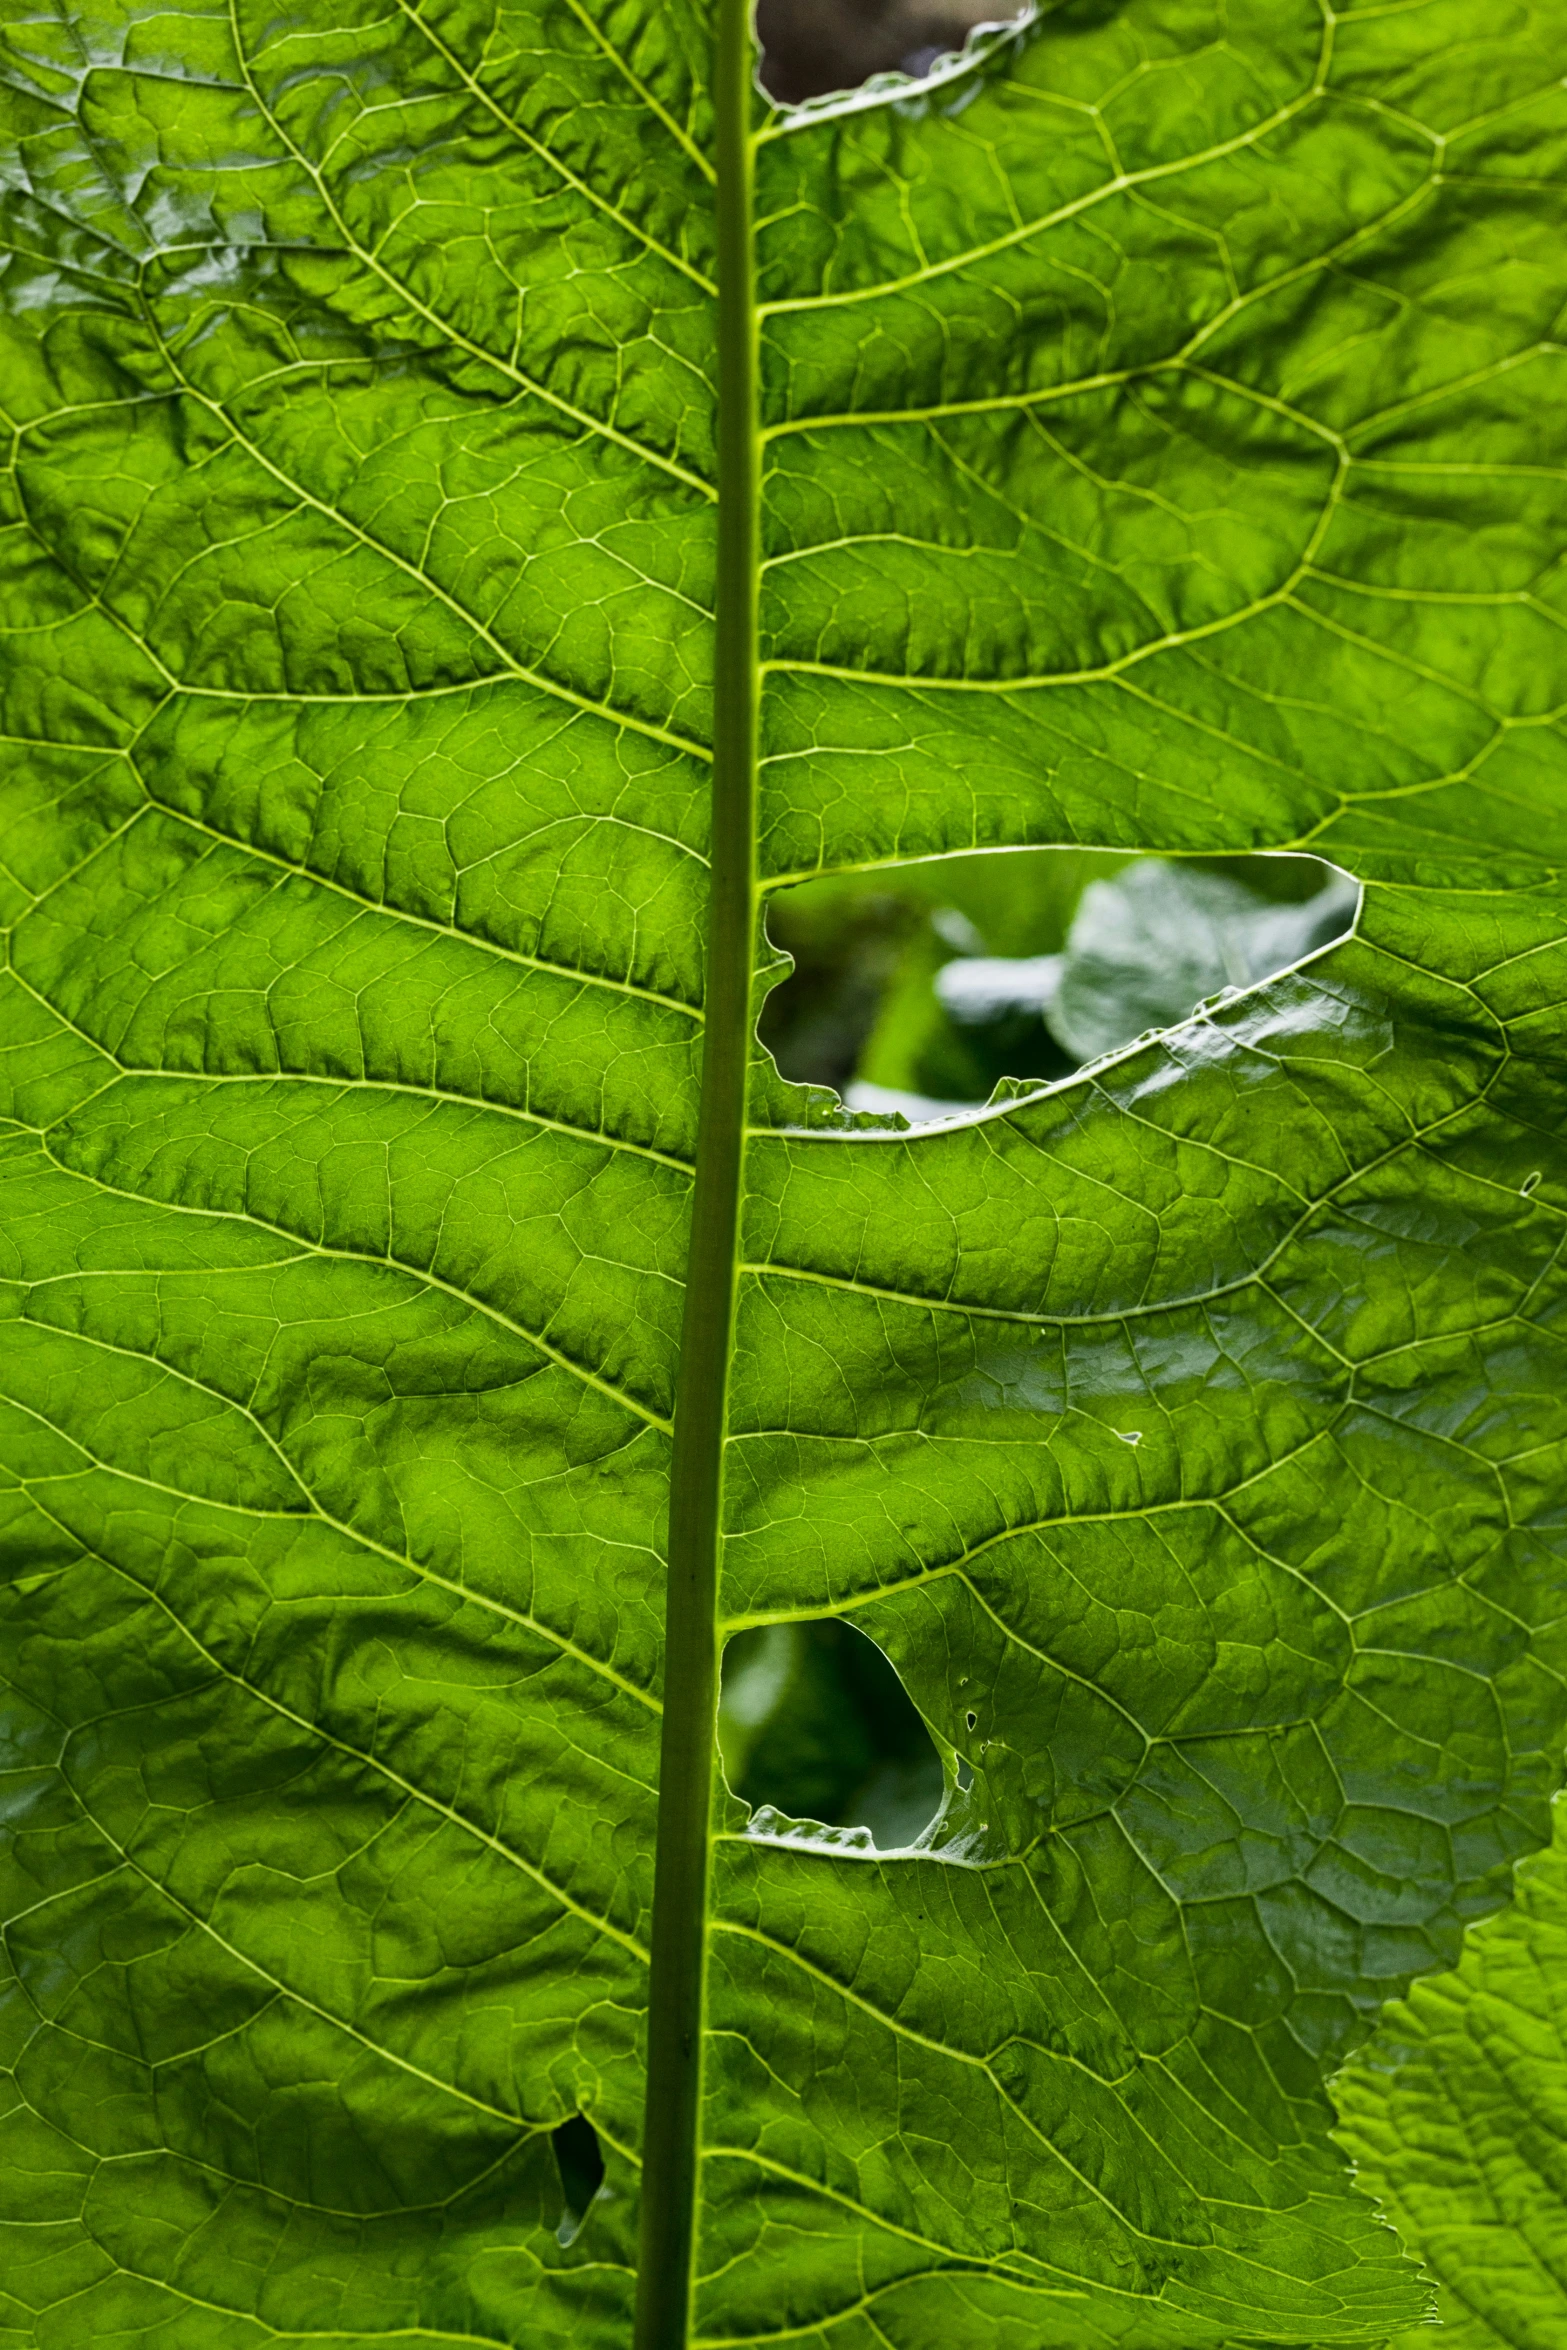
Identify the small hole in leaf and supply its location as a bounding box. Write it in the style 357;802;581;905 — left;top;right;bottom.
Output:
756;0;1030;104
552;2113;604;2247
1522;1170;1542;1197
720;1618;944;1850
965;1709;978;1731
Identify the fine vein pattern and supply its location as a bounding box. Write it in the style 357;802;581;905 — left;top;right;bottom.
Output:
2;0;1566;2345
1336;1792;1567;2350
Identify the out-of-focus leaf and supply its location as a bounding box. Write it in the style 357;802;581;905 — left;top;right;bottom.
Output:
935;948;1064;1025
1048;860;1360;1063
718;1620;945;1849
767;846;1116;1100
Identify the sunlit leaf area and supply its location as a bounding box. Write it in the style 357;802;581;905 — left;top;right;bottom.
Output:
4;0;1567;2344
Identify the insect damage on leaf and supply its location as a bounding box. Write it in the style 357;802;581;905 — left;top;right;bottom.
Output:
553;2113;608;2248
2;0;1567;2347
719;1615;946;1848
761;846;1359;1122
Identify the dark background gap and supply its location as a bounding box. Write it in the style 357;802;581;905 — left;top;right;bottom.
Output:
552;2114;604;2245
757;0;1019;101
720;1618;945;1849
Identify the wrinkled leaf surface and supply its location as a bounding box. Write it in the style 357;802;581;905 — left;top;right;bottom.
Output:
3;0;1567;2344
1336;1793;1567;2350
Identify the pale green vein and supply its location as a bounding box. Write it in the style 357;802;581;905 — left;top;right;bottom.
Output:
61;1510;652;1960
37;1766;564;2122
1;1326;663;1714
223;0;717;503
125;784;708;1021
394;0;717;292
758;72;1331;318
33;1125;676;1435
141;345;715;758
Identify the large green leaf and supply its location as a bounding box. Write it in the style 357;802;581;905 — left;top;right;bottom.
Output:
2;1;1566;2343
1335;1791;1567;2350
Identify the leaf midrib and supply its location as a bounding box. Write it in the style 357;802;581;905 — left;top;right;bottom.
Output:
633;5;759;2342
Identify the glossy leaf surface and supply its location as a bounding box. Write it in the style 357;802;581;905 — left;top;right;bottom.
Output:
2;0;1567;2344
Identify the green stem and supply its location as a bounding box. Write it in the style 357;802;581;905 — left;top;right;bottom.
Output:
632;1;758;2342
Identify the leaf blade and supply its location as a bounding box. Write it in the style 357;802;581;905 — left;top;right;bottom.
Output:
3;0;1566;2342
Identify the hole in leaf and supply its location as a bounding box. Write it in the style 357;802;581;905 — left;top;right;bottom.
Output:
1523;1170;1542;1197
552;2113;604;2247
966;1709;978;1731
761;849;1357;1125
720;1618;944;1850
756;0;1027;104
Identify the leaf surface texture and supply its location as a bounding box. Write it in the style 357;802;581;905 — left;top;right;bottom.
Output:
2;0;1567;2344
1337;1793;1567;2350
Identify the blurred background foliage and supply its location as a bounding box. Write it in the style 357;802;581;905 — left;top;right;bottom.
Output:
720;1619;951;1850
745;847;1357;1842
759;847;1355;1121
